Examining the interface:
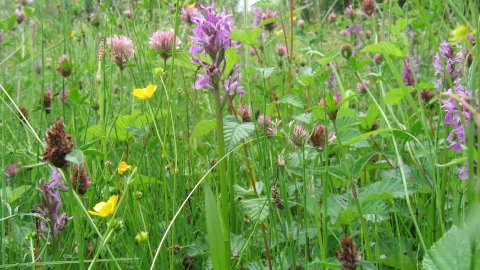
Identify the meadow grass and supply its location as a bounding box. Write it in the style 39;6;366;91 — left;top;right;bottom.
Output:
1;0;480;269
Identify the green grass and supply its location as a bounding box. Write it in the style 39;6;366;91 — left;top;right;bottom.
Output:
1;0;480;269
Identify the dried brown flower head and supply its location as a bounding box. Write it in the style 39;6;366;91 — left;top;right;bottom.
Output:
70;163;91;195
309;123;327;148
42;119;74;168
271;183;284;210
335;235;362;270
18;106;28;124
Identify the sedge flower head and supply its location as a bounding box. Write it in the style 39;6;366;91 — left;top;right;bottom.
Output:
449;24;476;45
88;195;119;217
117;161;132;174
132;84;157;100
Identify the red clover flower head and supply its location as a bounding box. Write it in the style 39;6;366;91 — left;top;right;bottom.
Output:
4;163;19;177
107;35;134;70
56;55;72;77
124;10;131;19
328;12;337;24
258;114;275;135
0;32;4;44
150;29;181;60
276;44;287;57
345;5;355;21
361;0;377;16
71;163;91;195
237;104;252;123
181;5;199;25
262;9;278;31
16;8;25;24
297;19;305;28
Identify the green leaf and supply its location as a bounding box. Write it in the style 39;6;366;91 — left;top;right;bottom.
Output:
231;28;262;46
86;125;103;139
423;226;471;270
240;197;270;222
65;150;84;164
352;152;377;179
278;95;304;108
224;48;241;78
255;66;276;78
190;119;216;140
252;0;279;8
110;111;153;141
204;184;228;270
327;166;349;182
337;128;364;143
384;89;405;105
21;162;48;170
83;149;103;157
336;116;361;130
361;41;404;58
358;178;417;203
362;199;389;222
133;174;163;185
223;116;255;151
2;185;32;204
257;18;280;29
363;104;380;130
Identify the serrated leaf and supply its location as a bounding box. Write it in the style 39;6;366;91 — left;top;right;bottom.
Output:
423;226;471;270
362;199;389;222
86;125;102;139
352;152;377;179
231;28;262;46
384;89;405;104
278;95;304;108
336;116;361;130
233;181;264;196
358;178;417;203
337;128;364;143
361;42;404;58
255;66;276;78
2;185;32;204
191;119;216;140
223;116;254;151
240;197;269;222
327;166;349;182
65;149;84;164
252;0;279;8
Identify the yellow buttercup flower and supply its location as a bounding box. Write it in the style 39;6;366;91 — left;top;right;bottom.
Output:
274;29;283;35
88;195;119;217
132;84;157;100
188;2;196;7
117;161;132;174
449;24;476;45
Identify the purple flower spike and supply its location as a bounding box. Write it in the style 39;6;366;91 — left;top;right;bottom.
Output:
189;1;245;98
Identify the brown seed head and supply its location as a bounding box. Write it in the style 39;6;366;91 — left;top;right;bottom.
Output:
42;119;74;168
335;235;362;270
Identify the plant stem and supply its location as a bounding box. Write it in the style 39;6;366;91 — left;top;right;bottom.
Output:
213;81;231;269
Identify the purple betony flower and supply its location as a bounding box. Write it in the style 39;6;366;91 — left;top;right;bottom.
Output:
189;1;245;98
252;7;263;26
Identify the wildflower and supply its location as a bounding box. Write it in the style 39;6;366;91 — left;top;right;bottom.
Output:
42;119;74;168
373;53;383;65
291;123;308;147
134;231;149;244
88;12;99;28
34;61;42;76
325;61;338;88
56;55;72;78
124;10;131;19
18;106;28;124
70;163;91;195
189;1;244;98
117;161;132;174
0;32;4;44
237;104;251;122
106;35;134;70
249;48;256;57
297;19;305;28
40;85;54;114
252;7;263;26
345;5;355;21
449;24;476;45
276;44;287;57
420;89;434;103
88;195;119;217
328;12;337;24
335;235;362;270
150;29;181;60
277;155;285;166
262;9;278;31
37;170;70;237
180;5;199;25
132;84;157;100
154;67;167;77
4;163;19;177
365;30;372;40
361;0;376;16
402;52;418;86
58;89;70;106
356;80;369;93
258;114;276;135
340;43;353;60
16;9;25;24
